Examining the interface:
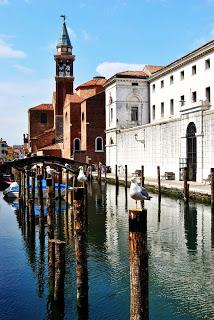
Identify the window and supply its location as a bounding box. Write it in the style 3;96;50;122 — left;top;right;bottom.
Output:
131;107;138;121
180;70;184;80
192;91;197;103
205;58;210;69
110;137;114;145
95;137;103;152
161;102;164;118
152;105;155;120
110;107;113;122
40;112;47;124
152;84;155;92
82;112;85;121
109;96;113;105
192;65;196;75
73;138;80;151
170;99;174;115
170;75;174;84
161;80;164;88
206;87;211;102
180;95;185;106
132;82;138;86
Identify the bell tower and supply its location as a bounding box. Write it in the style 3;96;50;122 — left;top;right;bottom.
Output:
54;16;75;141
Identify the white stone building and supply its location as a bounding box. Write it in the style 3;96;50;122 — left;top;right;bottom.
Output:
105;41;214;182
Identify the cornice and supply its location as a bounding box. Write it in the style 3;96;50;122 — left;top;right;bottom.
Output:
149;41;214;82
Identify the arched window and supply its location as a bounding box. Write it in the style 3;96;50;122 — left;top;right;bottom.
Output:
95;137;103;152
73;138;80;151
109;137;114;145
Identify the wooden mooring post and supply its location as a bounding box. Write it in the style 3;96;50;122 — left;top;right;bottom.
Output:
23;170;26;207
26;170;30;207
125;165;128;189
157;166;161;199
141;165;144;188
129;209;149;320
31;172;35;202
73;187;88;311
47;177;55;239
58;167;62;207
65;170;69;212
37;174;44;224
54;240;66;301
98;163;101;183
115;164;119;191
183;167;189;202
211;168;214;208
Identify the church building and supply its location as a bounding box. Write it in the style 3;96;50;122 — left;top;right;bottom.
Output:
28;19;106;165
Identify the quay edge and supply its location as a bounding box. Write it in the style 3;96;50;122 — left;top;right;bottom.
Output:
93;174;211;205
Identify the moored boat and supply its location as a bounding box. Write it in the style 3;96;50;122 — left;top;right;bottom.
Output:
3;179;70;199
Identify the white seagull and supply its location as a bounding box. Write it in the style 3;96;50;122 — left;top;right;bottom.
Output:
31;164;37;171
130;177;151;208
77;166;87;184
65;163;73;171
46;165;59;176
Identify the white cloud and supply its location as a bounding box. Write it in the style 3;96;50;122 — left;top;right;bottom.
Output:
82;30;90;41
96;62;145;78
67;27;77;40
0;0;9;5
0;39;26;58
80;2;86;8
0;78;54;145
13;64;33;74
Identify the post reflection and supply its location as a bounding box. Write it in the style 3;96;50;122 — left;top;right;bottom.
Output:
184;203;198;252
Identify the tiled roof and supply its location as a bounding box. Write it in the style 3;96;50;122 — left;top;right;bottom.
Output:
76;77;107;90
65;94;84;104
39;143;62;151
144;65;164;73
29;104;53;111
34;128;55;139
116;71;148;77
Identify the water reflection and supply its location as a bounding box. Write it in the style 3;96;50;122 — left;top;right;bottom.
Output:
184;203;198;252
1;184;214;319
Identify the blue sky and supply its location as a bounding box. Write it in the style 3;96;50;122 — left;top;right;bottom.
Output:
1;0;214;145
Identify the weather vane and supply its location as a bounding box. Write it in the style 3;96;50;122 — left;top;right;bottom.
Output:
60;15;66;22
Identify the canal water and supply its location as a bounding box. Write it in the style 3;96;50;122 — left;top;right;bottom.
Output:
0;181;214;319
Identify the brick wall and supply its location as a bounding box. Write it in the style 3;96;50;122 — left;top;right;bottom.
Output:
76;86;104;100
83;91;106;164
63;101;81;159
29;109;54;139
31;130;55;152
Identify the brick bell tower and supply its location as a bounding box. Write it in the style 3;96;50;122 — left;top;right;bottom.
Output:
54;16;75;141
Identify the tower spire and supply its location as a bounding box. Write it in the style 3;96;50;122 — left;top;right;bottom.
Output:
57;15;71;48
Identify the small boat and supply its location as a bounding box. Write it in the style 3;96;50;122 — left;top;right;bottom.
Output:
0;174;14;191
3;179;70;199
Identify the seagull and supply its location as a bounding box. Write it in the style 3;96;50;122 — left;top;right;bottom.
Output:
130;177;151;208
31;164;37;171
65;163;73;171
46;165;59;177
77;166;87;184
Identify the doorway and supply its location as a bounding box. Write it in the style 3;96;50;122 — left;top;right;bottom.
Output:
186;122;197;181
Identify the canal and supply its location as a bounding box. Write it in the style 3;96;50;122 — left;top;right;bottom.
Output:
0;181;214;319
